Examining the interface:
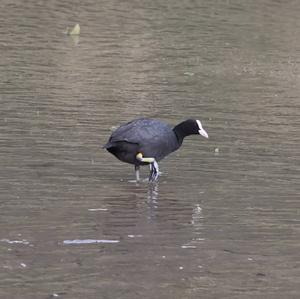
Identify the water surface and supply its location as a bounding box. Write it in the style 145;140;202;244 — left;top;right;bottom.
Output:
0;1;299;298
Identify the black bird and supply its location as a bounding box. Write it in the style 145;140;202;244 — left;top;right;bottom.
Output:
103;118;209;182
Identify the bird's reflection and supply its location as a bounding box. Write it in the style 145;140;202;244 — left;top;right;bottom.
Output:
191;204;204;230
98;179;206;249
147;183;159;202
145;183;159;221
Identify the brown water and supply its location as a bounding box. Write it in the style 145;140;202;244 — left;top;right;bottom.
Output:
0;1;300;298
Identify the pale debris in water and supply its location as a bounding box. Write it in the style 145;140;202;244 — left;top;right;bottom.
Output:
63;239;119;244
183;72;194;76
0;238;30;245
127;234;143;238
181;245;197;249
68;23;80;35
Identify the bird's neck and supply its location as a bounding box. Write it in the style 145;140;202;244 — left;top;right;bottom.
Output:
173;121;191;145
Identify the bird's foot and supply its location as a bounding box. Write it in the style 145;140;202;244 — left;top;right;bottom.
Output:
149;160;159;182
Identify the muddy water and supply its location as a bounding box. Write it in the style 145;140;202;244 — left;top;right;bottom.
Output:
0;1;300;298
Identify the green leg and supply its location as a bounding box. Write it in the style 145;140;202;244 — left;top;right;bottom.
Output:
136;153;160;182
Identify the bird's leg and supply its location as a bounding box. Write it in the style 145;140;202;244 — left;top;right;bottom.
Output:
135;165;140;182
136;153;155;163
149;160;159;182
136;153;160;182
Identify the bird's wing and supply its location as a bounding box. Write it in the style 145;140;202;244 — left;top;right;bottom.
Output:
109;118;170;144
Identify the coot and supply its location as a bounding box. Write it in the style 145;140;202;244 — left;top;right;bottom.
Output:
103;118;208;182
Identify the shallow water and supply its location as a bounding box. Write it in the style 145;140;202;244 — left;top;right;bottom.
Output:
0;0;300;298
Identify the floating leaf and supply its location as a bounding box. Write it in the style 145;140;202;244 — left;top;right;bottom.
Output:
69;23;80;35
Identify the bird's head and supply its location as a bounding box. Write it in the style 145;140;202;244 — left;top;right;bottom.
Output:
173;119;209;144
